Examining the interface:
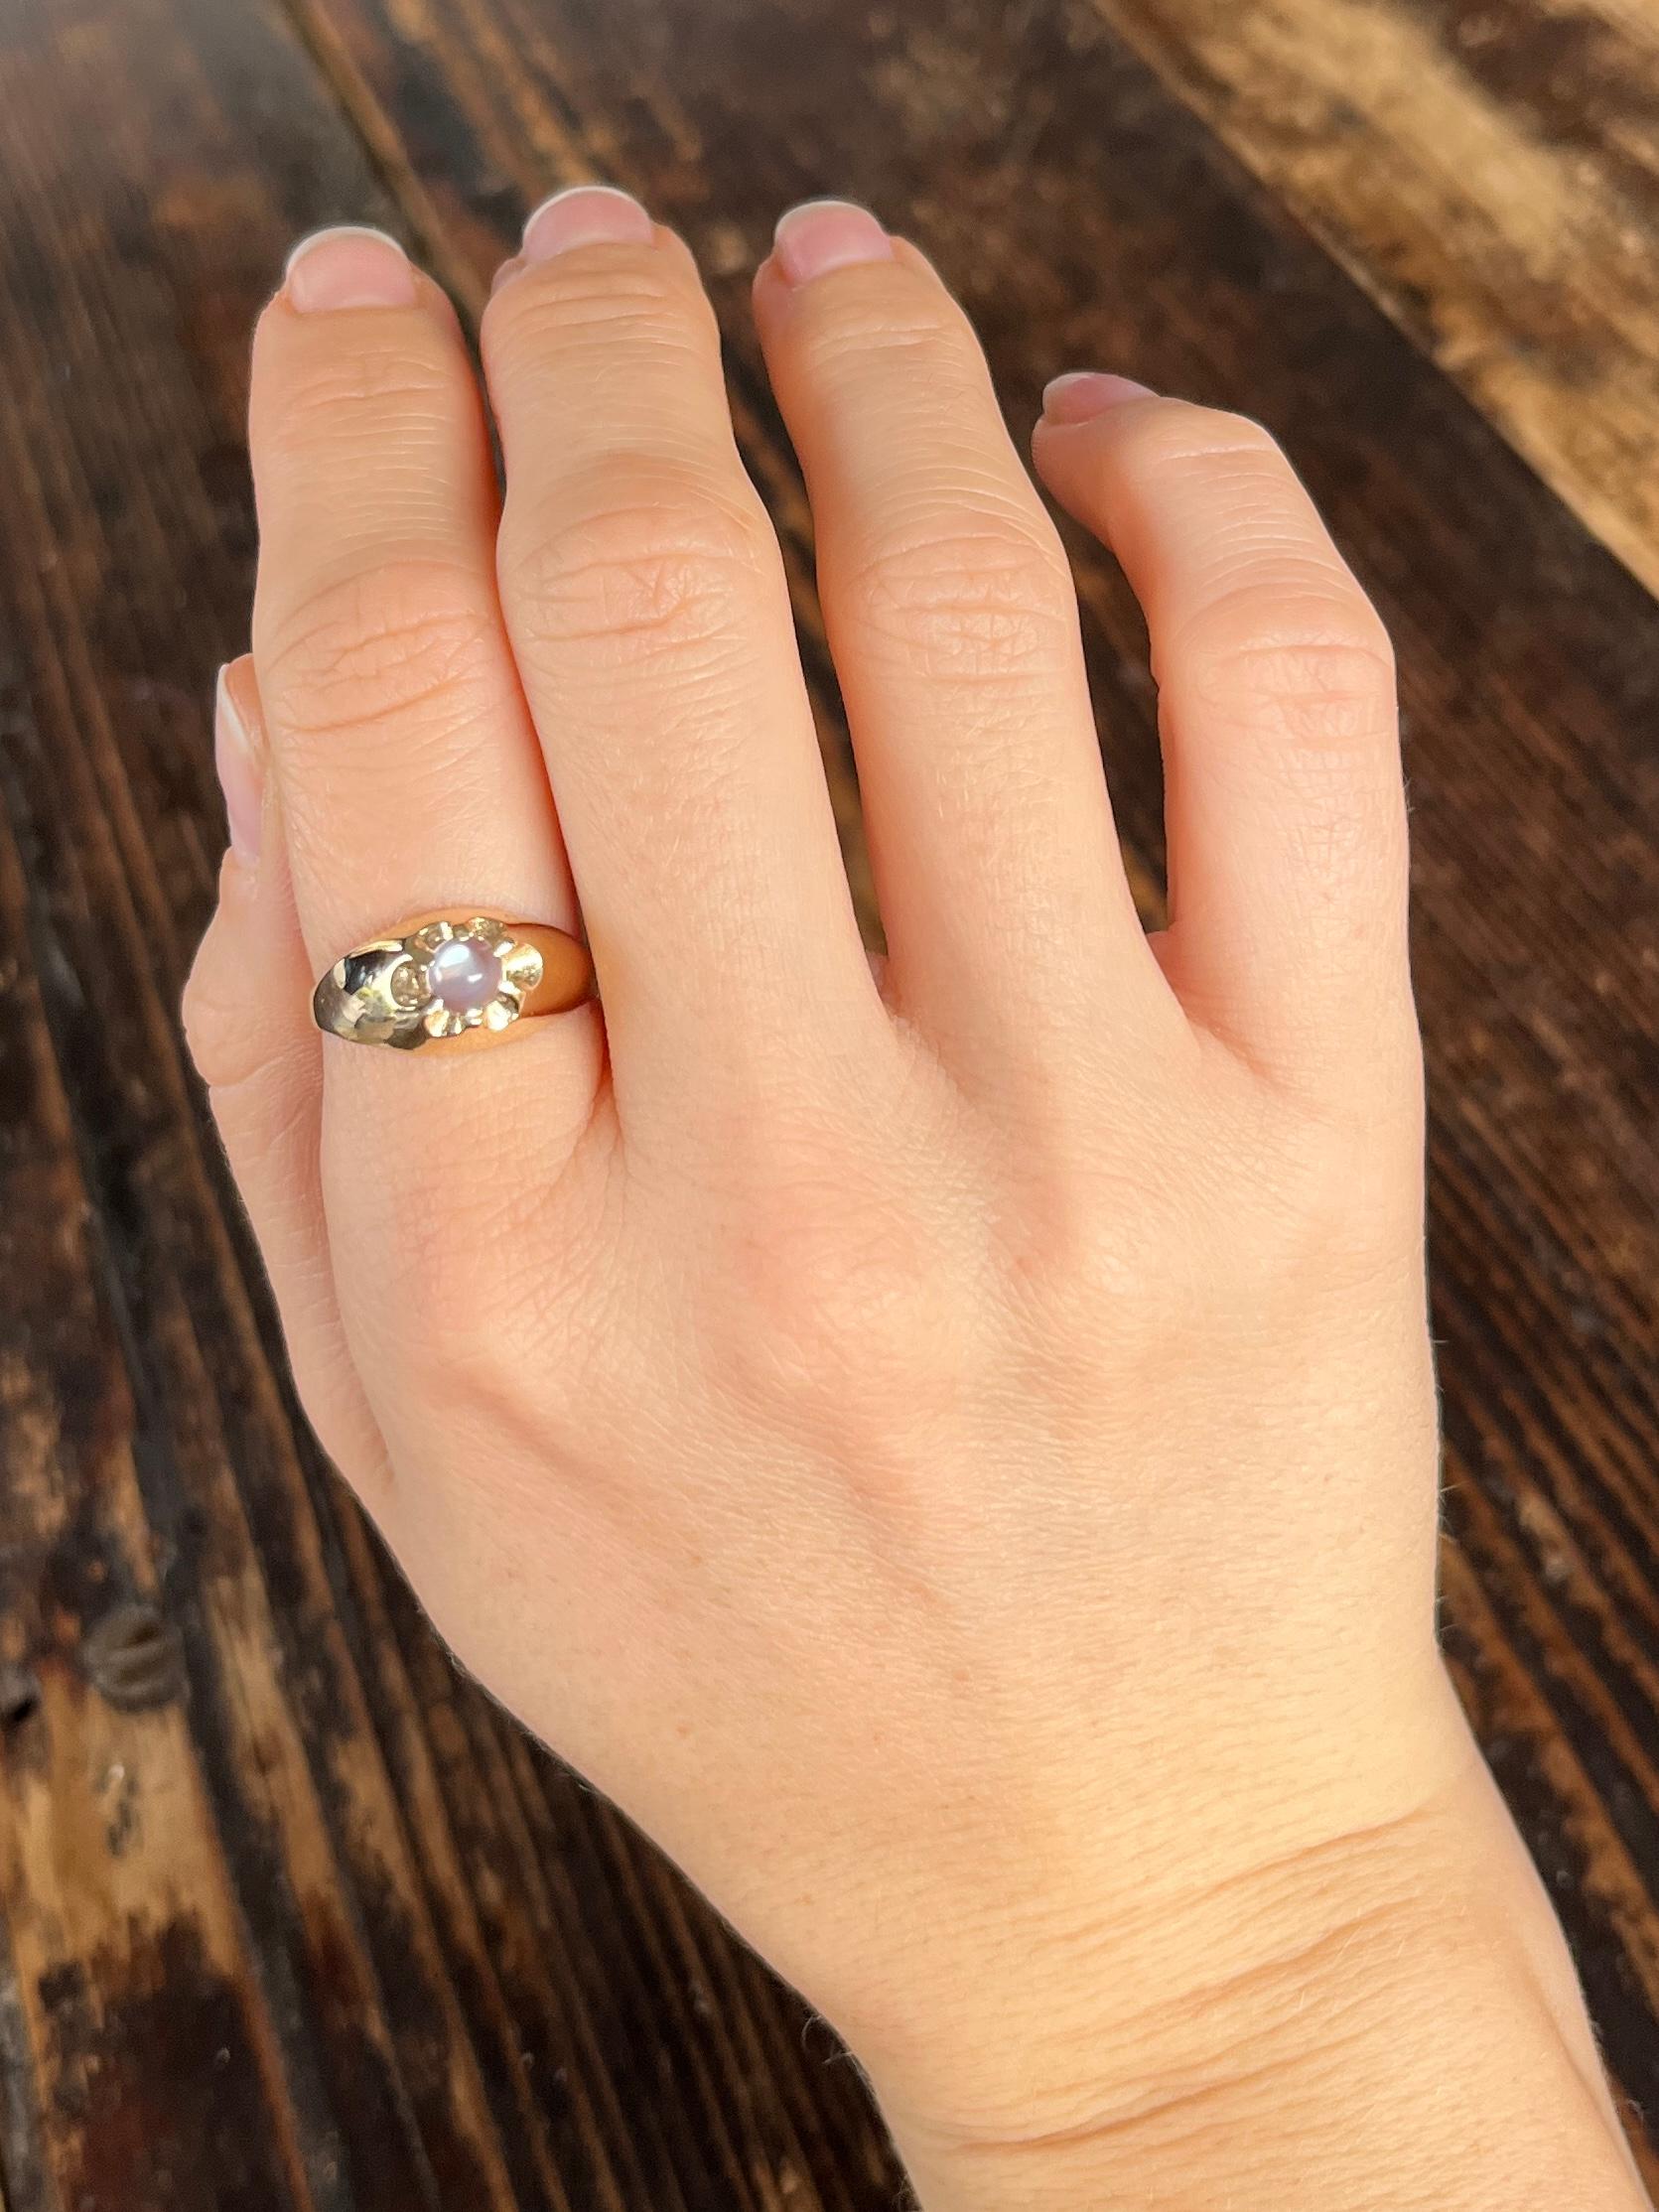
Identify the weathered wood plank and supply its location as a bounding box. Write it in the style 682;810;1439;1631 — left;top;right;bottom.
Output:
1093;0;1659;593
0;802;318;2212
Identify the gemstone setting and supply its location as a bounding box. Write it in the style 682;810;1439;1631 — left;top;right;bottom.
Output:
318;915;559;1052
314;912;576;1049
390;917;542;1039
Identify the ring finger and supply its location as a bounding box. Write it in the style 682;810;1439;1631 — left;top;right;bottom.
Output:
248;224;606;1061
247;224;603;1177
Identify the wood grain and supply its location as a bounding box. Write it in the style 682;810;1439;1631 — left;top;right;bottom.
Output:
0;0;1655;2203
1094;0;1659;596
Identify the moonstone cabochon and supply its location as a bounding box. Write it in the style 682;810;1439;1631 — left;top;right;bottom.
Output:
426;934;504;1012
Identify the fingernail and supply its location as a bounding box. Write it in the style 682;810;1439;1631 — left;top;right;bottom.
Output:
772;200;893;285
285;225;416;313
520;184;654;263
1040;371;1158;424
214;664;263;864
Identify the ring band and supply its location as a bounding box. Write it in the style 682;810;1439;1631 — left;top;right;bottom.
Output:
312;911;595;1051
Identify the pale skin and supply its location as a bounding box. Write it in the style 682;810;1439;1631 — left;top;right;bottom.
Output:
185;189;1651;2209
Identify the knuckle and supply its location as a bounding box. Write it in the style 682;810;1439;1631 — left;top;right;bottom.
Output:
486;257;716;373
368;1156;608;1440
711;1136;972;1435
259;563;500;744
500;462;775;662
1171;589;1397;750
1252;1115;1423;1292
793;293;965;382
1173;1048;1425;1285
381;1218;541;1426
259;329;462;455
1117;399;1283;478
399;1304;522;1430
839;508;1074;675
1003;1161;1186;1359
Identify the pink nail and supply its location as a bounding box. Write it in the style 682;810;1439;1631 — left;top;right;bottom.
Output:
520;185;654;263
285;225;416;313
213;664;263;863
1040;372;1158;424
772;200;893;285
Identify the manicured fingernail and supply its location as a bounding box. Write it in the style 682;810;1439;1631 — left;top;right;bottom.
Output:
772;200;893;284
521;185;654;262
1040;372;1158;423
214;664;263;864
285;225;416;313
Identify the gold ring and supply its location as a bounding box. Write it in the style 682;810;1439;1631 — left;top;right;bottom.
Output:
312;911;595;1051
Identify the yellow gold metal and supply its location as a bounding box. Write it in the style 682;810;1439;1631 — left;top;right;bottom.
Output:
311;909;595;1052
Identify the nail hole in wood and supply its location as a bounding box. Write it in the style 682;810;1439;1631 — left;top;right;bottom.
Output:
81;1603;184;1711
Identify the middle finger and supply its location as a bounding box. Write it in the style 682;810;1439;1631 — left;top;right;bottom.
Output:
753;204;1178;1078
484;189;879;1115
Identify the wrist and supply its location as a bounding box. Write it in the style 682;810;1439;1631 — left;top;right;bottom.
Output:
854;1698;1645;2211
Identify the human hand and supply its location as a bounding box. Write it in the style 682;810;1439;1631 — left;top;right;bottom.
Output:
186;195;1642;2208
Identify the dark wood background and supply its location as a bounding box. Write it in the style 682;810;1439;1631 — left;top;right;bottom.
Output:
1;0;1656;2204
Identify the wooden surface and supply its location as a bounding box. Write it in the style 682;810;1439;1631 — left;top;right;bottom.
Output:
1;0;1656;2202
